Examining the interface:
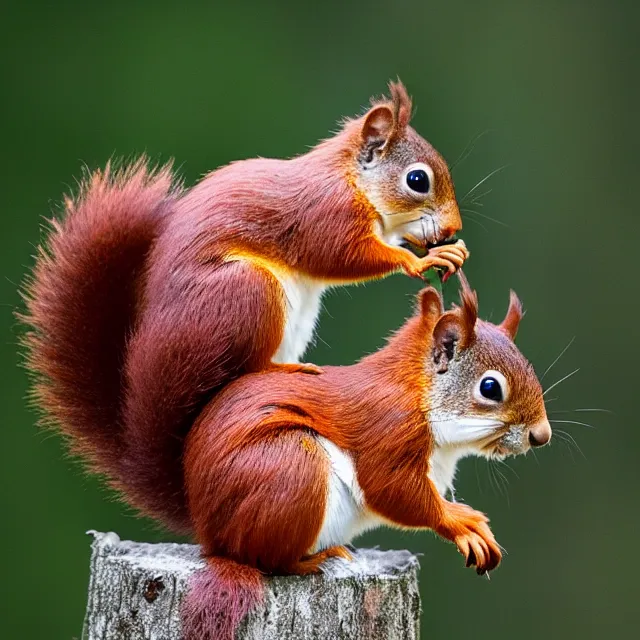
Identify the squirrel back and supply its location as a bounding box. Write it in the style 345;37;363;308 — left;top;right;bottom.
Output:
23;159;177;503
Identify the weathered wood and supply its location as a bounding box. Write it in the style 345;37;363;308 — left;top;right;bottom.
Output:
83;531;421;639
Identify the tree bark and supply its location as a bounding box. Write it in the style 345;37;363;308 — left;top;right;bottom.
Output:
83;531;421;639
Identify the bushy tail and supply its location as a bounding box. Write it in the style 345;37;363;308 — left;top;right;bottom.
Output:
182;557;264;640
22;158;178;491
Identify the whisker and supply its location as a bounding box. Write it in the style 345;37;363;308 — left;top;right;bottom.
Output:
543;368;580;397
487;464;501;497
461;165;508;203
548;408;612;414
467;189;493;207
488;462;510;505
450;130;491;172
550;419;595;429
554;429;587;460
474;458;483;494
461;208;508;228
530;448;540;465
575;408;613;414
541;337;575;381
553;431;577;464
496;459;520;480
493;464;511;506
464;217;489;232
492;461;511;486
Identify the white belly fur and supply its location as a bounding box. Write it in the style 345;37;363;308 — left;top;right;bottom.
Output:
272;272;326;364
313;437;383;552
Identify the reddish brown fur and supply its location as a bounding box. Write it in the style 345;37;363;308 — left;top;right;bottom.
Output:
22;81;467;531
184;297;437;559
22;159;176;487
180;278;548;637
499;290;523;339
22;81;466;531
121;84;465;528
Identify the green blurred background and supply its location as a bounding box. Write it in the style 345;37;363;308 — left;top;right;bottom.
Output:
2;1;638;638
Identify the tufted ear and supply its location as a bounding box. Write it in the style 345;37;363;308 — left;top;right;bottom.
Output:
360;80;412;166
360;104;395;162
499;290;523;340
432;272;478;373
417;286;444;322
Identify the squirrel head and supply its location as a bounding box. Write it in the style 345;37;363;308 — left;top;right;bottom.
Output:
418;273;551;458
348;80;462;251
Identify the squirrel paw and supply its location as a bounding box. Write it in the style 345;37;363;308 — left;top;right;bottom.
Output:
292;545;353;575
438;502;502;575
268;362;323;375
405;239;469;280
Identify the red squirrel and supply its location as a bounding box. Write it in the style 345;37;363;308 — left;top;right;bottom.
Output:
175;275;551;638
23;81;468;532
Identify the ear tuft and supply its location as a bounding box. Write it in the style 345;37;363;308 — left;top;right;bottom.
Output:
388;79;412;131
499;290;523;340
456;271;478;348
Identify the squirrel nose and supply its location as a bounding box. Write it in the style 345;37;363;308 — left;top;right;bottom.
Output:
528;420;552;447
441;216;462;239
438;204;462;239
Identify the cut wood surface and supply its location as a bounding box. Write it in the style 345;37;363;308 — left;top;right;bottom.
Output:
83;531;421;639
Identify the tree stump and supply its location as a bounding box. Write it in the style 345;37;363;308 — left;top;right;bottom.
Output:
83;531;421;639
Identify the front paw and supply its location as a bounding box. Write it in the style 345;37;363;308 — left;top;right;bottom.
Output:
407;240;469;281
428;240;469;280
438;502;502;575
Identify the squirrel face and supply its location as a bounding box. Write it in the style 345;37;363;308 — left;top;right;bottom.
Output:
352;82;462;250
422;275;550;458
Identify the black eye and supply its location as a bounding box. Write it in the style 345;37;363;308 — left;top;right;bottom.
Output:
406;169;430;194
479;376;503;402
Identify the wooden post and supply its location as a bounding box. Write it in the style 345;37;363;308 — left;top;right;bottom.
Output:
83;531;421;639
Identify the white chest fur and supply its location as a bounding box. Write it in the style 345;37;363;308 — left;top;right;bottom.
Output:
272;273;326;364
428;446;468;498
313;438;383;552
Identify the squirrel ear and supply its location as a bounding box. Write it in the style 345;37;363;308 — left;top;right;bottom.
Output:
432;313;463;374
432;273;478;373
359;80;411;167
418;287;444;321
360;104;395;165
499;290;523;340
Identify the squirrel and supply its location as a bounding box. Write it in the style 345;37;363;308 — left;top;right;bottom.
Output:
175;274;551;638
22;80;469;532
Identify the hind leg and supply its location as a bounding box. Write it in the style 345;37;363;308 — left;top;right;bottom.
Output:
186;425;338;575
291;545;354;575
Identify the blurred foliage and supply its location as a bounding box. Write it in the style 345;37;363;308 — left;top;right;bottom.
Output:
1;1;638;638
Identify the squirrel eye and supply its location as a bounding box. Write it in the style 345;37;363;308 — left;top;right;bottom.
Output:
479;376;503;402
406;169;430;194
